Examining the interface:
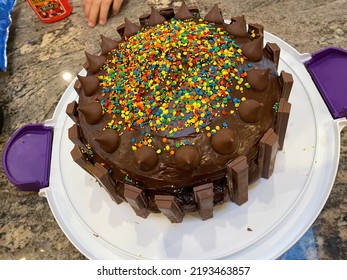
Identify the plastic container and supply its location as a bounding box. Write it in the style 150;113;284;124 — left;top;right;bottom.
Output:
26;0;72;23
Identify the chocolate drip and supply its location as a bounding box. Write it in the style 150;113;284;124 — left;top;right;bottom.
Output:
211;128;239;155
246;68;270;91
134;145;158;171
95;129;120;153
242;35;264;61
225;15;247;37
124;17;140;37
78;102;103;125
204;4;224;24
85;51;106;73
148;7;166;26
100;35;119;55
174;145;201;171
174;1;193;20
77;75;99;97
238;99;264;123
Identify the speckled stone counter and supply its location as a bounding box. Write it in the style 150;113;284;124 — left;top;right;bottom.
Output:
0;0;346;260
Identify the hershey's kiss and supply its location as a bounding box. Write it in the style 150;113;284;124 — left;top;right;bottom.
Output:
174;145;201;171
174;1;193;20
204;4;224;24
225;15;247;37
124;17;140;37
95;129;120;153
238;100;264;123
77;75;99;97
100;35;119;55
134;146;158;171
148;7;166;26
211;128;239;155
247;68;270;91
78;102;103;125
85;51;106;74
242;35;264;61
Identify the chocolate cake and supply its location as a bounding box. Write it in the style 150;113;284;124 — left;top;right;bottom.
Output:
66;3;293;222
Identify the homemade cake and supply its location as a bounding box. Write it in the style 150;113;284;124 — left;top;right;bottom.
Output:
66;3;293;223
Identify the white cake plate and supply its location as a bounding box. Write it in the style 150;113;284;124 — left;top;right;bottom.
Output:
40;32;346;260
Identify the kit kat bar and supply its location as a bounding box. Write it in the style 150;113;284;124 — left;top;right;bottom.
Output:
92;163;123;204
226;156;249;205
275;98;291;150
74;78;82;93
265;42;280;69
279;71;294;101
66;101;79;123
259;128;279;179
193;183;214;220
68;124;83;147
155;195;184;223
116;23;125;37
159;7;174;20
248;23;264;36
70;145;94;176
124;184;150;218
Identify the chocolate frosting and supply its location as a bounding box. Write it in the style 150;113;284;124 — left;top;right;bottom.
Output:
204;4;224;24
238;100;264;123
134;146;159;171
174;145;201;171
70;8;289;220
247;68;270;91
77;75;99;97
211;128;239;155
100;35;119;55
148;7;166;26
95;129;120;153
174;1;193;20
124;17;141;37
225;15;247;37
85;51;106;73
78;102;103;125
242;35;264;61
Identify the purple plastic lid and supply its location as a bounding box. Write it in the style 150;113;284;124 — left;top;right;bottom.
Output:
305;47;347;119
2;124;53;191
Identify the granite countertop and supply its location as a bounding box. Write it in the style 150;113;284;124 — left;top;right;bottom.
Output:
0;0;346;260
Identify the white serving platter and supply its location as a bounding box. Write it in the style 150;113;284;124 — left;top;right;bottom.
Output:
40;32;346;259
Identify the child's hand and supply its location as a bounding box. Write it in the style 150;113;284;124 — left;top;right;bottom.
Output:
83;0;124;27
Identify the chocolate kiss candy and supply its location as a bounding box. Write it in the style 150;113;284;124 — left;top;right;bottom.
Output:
238;100;264;123
78;102;103;125
211;128;239;155
204;4;224;24
77;75;99;97
85;51;106;73
95;129;120;153
242;35;263;61
247;68;270;91
134;146;158;171
148;7;166;26
174;1;193;20
124;17;140;37
100;35;119;55
174;145;201;171
225;15;247;37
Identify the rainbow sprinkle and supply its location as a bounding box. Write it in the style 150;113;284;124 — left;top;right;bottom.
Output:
99;18;252;143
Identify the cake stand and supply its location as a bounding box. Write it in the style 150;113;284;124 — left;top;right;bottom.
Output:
3;32;347;259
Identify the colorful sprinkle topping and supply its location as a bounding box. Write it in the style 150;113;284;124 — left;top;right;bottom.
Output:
99;18;251;139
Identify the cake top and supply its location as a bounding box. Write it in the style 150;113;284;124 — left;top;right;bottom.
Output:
73;4;284;187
